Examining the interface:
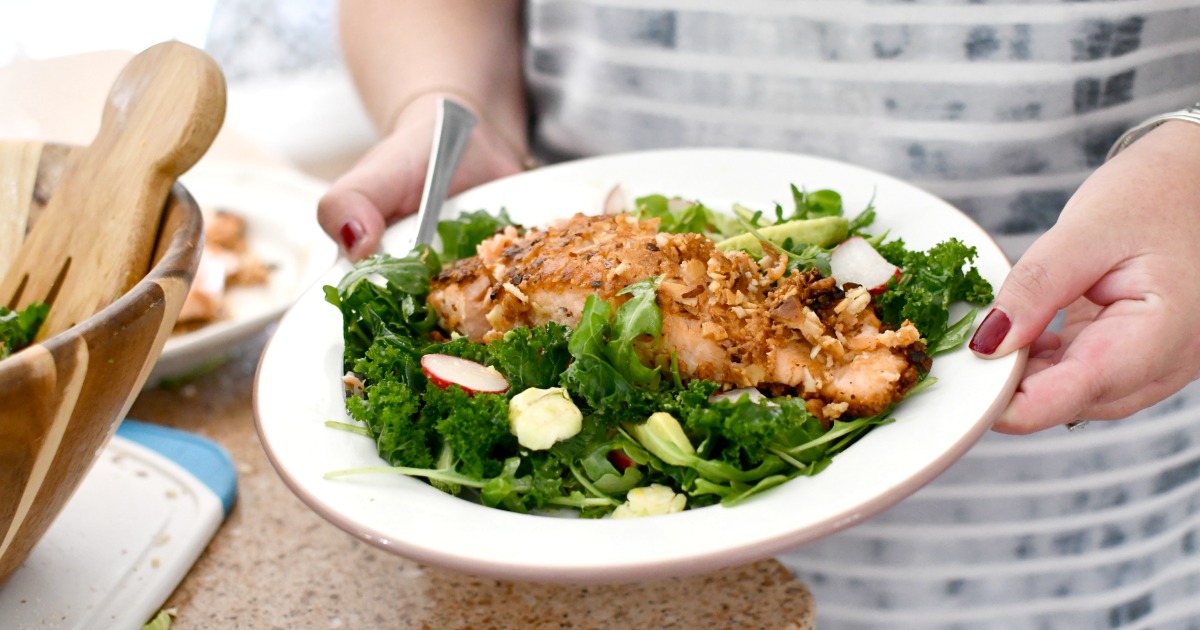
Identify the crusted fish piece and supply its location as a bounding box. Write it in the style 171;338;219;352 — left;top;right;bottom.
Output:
428;213;928;420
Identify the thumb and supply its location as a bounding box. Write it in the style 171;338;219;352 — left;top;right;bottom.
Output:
968;223;1107;358
318;129;430;260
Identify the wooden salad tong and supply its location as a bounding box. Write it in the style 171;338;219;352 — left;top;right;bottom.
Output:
0;41;225;341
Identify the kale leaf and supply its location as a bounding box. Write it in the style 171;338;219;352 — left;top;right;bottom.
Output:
874;237;994;350
345;335;434;468
487;322;573;392
684;395;813;464
424;385;513;479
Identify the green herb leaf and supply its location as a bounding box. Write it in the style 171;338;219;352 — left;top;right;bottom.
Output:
424;385;513;479
335;246;440;296
608;276;663;386
634;194;713;235
792;186;843;219
0;302;48;359
874;238;994;343
437;209;515;262
488;322;573;392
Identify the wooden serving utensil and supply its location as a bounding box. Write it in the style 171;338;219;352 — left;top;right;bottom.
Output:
0;41;225;341
0;140;42;280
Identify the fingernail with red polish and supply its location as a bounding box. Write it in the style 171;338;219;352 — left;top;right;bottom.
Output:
970;308;1011;355
340;220;364;254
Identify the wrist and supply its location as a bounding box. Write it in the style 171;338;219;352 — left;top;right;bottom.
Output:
1107;102;1200;161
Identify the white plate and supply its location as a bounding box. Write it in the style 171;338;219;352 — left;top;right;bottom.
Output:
147;163;338;386
255;148;1025;583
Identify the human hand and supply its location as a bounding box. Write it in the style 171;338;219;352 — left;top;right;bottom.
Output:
317;94;527;260
969;120;1200;434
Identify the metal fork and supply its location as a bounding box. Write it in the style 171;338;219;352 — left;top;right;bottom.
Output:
413;98;478;247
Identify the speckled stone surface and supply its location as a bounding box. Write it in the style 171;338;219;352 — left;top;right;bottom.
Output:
128;335;816;630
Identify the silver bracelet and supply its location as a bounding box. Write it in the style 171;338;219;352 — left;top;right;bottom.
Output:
1106;102;1200;160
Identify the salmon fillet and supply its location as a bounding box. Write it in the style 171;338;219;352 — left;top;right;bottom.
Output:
428;213;929;420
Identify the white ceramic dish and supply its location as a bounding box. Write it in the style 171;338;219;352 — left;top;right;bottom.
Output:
255;148;1025;583
147;163;338;386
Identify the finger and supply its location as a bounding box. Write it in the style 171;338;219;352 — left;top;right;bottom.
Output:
1020;354;1058;380
1018;333;1062;381
1080;375;1193;420
318;139;426;260
992;300;1171;433
318;187;390;261
1028;330;1061;357
969;222;1119;360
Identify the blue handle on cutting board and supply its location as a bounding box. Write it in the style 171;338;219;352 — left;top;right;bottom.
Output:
116;420;238;516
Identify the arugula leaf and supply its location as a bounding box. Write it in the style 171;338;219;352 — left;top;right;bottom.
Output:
563;294;613;382
326;247;441;367
558;281;685;427
580;440;645;494
334;245;440;296
694;471;802;507
561;341;660;426
633;194;757;240
791;186;843;220
780;411;895;464
608;276;663;386
437;209;515;263
846;193;878;235
930;307;981;355
635;194;708;234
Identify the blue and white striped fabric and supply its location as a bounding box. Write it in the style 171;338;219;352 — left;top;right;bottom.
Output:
524;1;1200;627
525;0;1200;260
788;384;1200;629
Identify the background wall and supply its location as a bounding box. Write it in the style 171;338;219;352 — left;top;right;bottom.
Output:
0;0;374;180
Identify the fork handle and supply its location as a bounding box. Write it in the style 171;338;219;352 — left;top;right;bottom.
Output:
413;99;477;248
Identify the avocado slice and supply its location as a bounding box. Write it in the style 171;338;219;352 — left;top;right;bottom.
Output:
715;215;850;256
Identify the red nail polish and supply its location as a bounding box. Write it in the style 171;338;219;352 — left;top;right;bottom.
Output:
340;220;364;254
970;308;1011;355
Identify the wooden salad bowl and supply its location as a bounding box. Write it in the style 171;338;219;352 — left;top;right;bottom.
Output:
0;141;204;586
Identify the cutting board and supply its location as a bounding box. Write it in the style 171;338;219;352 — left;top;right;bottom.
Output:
0;421;236;629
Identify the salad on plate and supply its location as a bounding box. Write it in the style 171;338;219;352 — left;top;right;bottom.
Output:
323;183;993;518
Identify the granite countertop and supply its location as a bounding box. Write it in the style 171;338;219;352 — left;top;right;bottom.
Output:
128;336;817;629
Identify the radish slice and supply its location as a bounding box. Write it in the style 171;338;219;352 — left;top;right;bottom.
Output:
603;184;626;215
667;197;694;213
708;387;767;404
829;236;900;294
607;449;636;471
420;353;510;395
